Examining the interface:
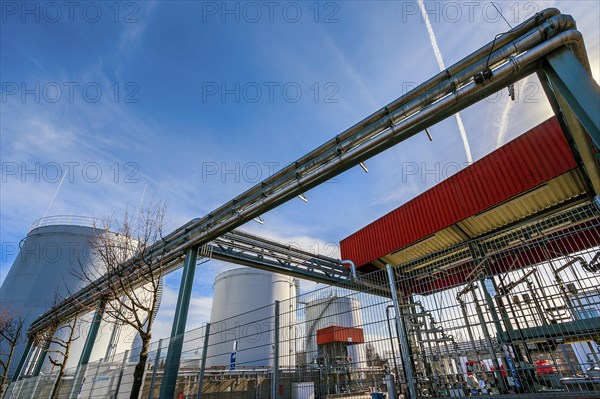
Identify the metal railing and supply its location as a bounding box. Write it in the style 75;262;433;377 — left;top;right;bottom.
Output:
28;215;100;233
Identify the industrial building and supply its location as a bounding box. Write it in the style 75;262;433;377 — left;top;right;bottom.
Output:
339;116;600;397
1;6;598;399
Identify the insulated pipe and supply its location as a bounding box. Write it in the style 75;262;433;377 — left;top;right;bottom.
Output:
124;14;582;268
456;284;479;354
32;29;587;335
340;259;395;299
78;16;581;274
341;260;357;280
109;10;572;261
33;27;585;333
163;29;590;259
498;269;537;296
176;8;561;228
29;13;595;336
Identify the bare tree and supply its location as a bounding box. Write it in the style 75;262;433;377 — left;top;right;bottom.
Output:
44;324;79;399
0;307;26;394
71;199;168;399
33;293;81;399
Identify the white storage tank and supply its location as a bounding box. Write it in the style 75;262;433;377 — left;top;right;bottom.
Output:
206;267;297;369
0;216;156;377
304;295;366;367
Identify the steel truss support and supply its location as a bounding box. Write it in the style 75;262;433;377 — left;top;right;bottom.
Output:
159;246;199;399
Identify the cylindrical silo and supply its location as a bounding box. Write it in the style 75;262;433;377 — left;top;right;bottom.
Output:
0;216;156;377
206;267;297;369
304;295;365;367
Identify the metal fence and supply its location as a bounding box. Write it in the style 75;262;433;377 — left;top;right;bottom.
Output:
3;201;600;399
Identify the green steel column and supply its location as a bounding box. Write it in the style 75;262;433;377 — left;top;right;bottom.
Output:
544;48;600;148
159;246;199;399
541;48;600;196
31;337;52;377
79;298;106;366
11;338;33;382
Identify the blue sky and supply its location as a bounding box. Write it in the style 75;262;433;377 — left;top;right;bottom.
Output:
1;1;599;340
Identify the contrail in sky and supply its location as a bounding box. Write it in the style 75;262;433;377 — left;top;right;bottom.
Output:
496;76;529;148
43;171;67;218
417;0;473;163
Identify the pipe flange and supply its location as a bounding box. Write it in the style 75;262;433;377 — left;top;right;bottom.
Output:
384;106;395;128
508;55;520;73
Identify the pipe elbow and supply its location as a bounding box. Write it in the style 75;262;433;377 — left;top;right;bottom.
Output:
341;260;357;279
539;7;561;21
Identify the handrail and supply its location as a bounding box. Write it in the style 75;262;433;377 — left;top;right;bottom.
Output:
28;215;100;233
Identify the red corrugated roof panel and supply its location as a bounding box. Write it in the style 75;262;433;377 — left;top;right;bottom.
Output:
340;117;578;268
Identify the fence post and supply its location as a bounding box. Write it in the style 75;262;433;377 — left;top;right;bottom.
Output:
112;350;130;398
46;371;61;399
68;364;85;399
29;373;43;399
13;379;25;399
196;323;211;399
386;264;417;399
147;339;163;399
87;360;103;396
271;301;280;399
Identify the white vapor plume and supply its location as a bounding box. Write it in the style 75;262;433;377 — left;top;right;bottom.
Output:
417;0;473;163
496;90;514;148
496;76;529;148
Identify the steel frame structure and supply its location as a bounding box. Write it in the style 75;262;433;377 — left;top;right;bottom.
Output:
13;8;599;398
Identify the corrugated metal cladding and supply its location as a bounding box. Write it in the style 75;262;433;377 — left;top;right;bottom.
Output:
408;220;600;295
340;117;578;269
383;169;586;267
316;326;365;345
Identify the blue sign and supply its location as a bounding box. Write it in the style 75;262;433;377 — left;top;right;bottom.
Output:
229;351;237;370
